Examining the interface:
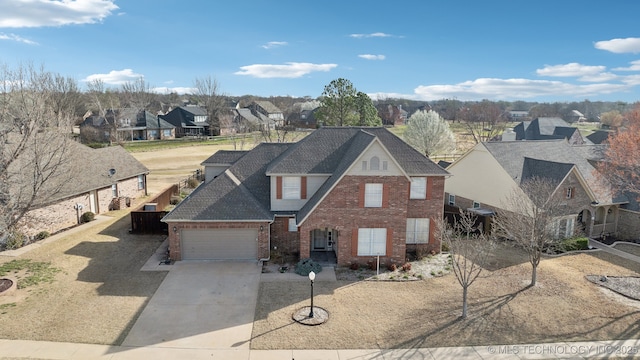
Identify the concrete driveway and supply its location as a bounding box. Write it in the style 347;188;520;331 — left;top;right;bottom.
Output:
121;261;261;350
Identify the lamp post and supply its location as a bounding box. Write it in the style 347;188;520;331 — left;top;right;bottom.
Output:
308;271;316;318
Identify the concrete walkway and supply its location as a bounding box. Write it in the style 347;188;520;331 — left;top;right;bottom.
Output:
589;239;640;264
0;338;638;359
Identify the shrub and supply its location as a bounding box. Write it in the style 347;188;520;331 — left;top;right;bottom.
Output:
560;237;589;252
81;211;95;223
350;263;360;270
4;232;26;250
401;262;412;272
441;242;450;252
35;231;50;241
294;258;322;276
387;263;397;271
187;177;200;188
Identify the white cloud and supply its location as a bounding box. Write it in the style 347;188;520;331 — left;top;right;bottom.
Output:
0;32;37;44
536;63;606;77
152;86;195;95
82;69;143;85
613;60;640;71
262;41;287;49
0;0;118;28
349;32;393;39
358;54;385;60
234;62;337;78
595;37;640;54
407;78;630;101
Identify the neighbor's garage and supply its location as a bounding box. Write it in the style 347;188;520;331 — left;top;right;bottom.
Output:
180;229;258;260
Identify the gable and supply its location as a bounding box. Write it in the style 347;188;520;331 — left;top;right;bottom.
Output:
347;140;404;176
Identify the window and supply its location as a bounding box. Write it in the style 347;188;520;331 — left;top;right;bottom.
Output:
382;161;388;171
370;156;380;170
111;184;117;198
473;201;480;209
137;175;145;190
448;194;456;206
148;130;158;138
364;183;383;207
163;129;172;137
566;187;574;199
282;176;301;199
410;177;427;199
357;228;387;256
362;161;367;170
406;218;430;244
288;218;297;232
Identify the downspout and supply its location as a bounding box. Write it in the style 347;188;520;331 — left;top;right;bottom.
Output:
258;217;275;262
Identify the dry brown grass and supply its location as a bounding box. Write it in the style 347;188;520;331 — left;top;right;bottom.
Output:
251;248;640;350
0;210;167;345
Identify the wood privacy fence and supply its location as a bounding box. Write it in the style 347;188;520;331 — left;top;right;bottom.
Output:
130;184;178;234
178;168;205;193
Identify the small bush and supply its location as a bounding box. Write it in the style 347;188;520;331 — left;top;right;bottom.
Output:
441;243;450;252
35;231;50;241
559;237;589;252
401;262;412;272
187;177;200;188
294;258;322;276
169;196;181;205
81;211;95;223
350;263;360;270
4;232;26;250
387;263;397;271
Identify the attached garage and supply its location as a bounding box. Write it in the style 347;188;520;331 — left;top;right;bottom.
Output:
181;229;258;260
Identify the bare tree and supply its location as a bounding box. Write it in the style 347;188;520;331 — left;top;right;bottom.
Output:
120;77;156;112
492;177;565;286
436;211;494;319
403;110;456;158
0;64;76;243
194;76;226;136
457;101;506;143
85;79;122;144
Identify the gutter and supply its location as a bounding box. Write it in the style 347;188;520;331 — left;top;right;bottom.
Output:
258;217;276;263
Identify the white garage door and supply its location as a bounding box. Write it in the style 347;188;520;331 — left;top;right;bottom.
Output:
181;229;258;260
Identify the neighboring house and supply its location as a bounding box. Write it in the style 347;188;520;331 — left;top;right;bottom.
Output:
508;110;529;121
249;101;284;128
507;117;585;145
79;109;175;142
160;105;209;137
233;108;273;131
17;143;149;237
444;140;627;240
288;108;320;129
376;104;407;126
162;127;448;266
568;110;587;123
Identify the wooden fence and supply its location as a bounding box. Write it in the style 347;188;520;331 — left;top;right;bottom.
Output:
178;168;205;193
130;184;178;234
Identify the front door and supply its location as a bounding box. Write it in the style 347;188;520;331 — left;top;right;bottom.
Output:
313;229;327;250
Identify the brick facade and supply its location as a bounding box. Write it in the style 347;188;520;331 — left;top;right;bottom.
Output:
167;221;271;261
617;209;640;240
299;175;444;267
270;216;300;256
18;176;146;237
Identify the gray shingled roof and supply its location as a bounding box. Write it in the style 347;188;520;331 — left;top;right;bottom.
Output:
163;143;290;222
164;127;447;223
254;101;282;114
35;142;149;206
201;150;249;166
483;140;614;203
521;157;574;187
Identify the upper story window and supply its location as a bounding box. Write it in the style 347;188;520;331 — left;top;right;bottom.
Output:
473;201;480;209
448;194;456;206
137;175;145;190
370;156;380;170
282;176;301;199
566;187;574;199
364;183;383;207
410;177;427;199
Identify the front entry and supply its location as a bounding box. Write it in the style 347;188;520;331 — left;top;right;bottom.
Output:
310;228;337;265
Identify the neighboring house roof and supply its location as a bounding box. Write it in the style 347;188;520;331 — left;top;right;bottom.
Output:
164;127;448;223
482;140;616;204
586;130;611;144
235;108;269;126
160;106;207;128
513;117;582;143
253;101;282;114
32;142;149;207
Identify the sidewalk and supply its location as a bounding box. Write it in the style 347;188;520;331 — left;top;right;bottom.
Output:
589;239;640;264
0;338;638;359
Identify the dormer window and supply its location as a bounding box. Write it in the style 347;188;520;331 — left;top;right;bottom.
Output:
282;176;301;199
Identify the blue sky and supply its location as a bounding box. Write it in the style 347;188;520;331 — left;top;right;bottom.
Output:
2;0;640;102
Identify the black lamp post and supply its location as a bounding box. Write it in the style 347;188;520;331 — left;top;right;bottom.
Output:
308;271;316;318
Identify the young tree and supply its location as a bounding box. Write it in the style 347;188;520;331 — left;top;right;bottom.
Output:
436;211;494;319
194;75;227;136
492;177;565;286
403;110;456;158
354;91;382;126
0;64;77;243
316;78;357;126
598;104;640;200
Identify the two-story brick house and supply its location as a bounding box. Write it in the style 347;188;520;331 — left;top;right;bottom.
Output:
162;127;448;266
